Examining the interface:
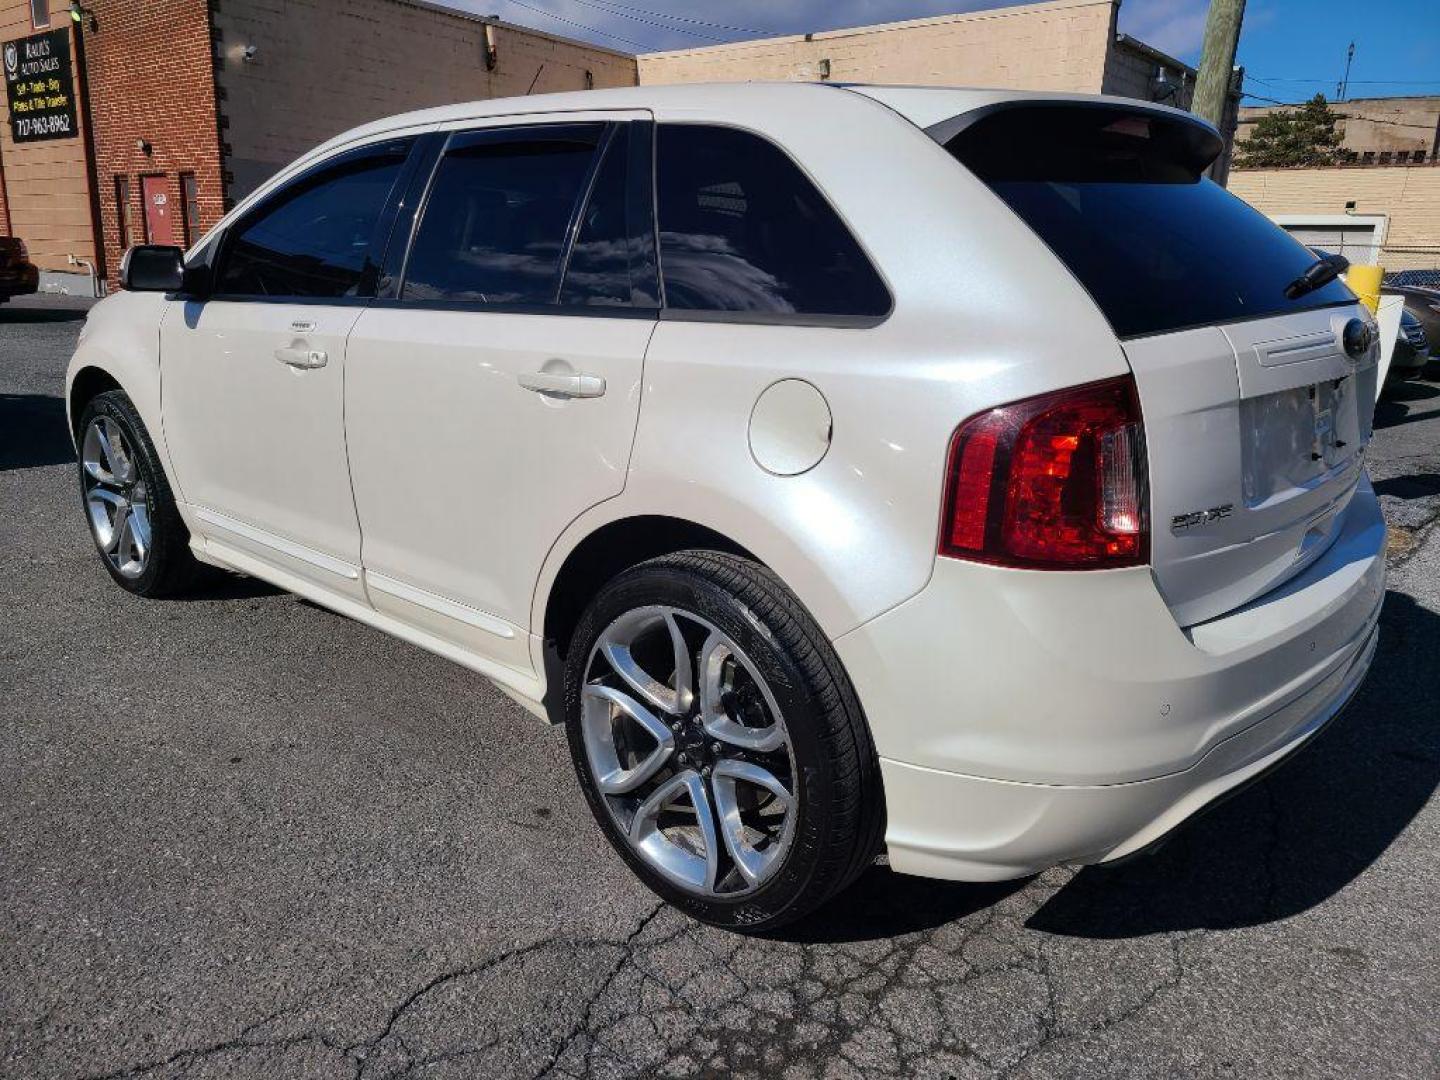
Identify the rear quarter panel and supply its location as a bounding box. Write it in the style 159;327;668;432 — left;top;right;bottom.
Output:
532;86;1130;640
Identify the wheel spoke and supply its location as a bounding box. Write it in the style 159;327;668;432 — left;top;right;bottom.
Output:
628;769;719;894
128;504;151;561
86;487;122;548
698;632;787;752
107;502;131;555
581;684;674;794
711;760;792;888
101;420;136;486
663;610;694;713
598;607;687;715
81;422;115;483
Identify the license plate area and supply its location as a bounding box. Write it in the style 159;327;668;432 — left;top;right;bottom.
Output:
1240;377;1360;508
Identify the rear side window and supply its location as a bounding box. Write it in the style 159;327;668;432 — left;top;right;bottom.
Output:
403;125;602;304
655;124;890;320
945;106;1355;338
217;139;411;299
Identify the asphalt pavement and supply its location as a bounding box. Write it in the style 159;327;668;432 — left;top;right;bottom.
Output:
2;294;1437;1079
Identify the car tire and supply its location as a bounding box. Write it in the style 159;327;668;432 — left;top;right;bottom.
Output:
563;549;884;931
76;389;203;597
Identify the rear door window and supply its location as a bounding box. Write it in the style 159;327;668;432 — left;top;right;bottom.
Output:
403;124;602;305
655;124;890;321
943;106;1355;338
559;122;659;309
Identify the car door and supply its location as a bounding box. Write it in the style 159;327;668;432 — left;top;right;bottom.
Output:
343;116;658;665
159;137;415;599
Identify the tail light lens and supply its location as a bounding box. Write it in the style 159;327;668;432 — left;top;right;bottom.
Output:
941;376;1148;568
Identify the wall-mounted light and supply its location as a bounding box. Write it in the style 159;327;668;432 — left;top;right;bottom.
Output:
242;44;258;62
483;22;498;71
136;138;152;156
68;1;98;31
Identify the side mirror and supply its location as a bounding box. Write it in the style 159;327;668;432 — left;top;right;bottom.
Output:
120;245;185;292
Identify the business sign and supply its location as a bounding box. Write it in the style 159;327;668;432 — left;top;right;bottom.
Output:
3;27;78;143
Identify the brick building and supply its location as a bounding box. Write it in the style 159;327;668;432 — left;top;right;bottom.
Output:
1;0;1224;293
0;0;636;291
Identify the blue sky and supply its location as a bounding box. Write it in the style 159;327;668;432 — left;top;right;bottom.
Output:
444;0;1440;103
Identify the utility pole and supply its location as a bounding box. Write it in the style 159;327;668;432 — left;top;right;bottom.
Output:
1193;0;1247;129
1339;41;1355;102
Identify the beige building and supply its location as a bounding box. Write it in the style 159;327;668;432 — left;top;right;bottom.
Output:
1238;96;1440;165
639;0;1195;107
214;0;638;201
1228;166;1440;271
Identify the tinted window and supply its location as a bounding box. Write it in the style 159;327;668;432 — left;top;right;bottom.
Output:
217;140;410;298
946;106;1355;338
560;124;658;308
655;125;890;319
403;125;601;304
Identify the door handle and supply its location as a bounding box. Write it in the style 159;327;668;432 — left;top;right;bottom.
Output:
517;371;606;398
275;345;328;370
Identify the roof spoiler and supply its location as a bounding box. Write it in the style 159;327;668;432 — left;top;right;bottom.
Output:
930;100;1224;180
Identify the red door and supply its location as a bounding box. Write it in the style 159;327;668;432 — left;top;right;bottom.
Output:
141;175;175;245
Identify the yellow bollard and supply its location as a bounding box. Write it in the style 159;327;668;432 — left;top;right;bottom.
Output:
1345;264;1384;314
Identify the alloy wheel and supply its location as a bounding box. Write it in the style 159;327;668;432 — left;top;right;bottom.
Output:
581;605;798;898
81;416;151;579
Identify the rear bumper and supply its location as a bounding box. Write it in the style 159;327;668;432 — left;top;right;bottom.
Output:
835;476;1386;881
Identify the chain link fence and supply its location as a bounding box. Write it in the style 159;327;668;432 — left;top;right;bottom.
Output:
1381;247;1440;285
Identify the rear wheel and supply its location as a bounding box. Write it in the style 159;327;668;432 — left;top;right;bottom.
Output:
564;550;883;931
77;390;201;597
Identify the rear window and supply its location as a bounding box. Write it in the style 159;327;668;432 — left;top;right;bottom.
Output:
944;106;1355;339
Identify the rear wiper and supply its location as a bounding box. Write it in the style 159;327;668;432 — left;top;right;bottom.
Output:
1284;253;1349;300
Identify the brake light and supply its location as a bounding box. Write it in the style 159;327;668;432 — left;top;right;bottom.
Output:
940;376;1148;568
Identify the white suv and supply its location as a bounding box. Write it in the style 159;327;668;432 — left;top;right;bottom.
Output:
68;84;1386;929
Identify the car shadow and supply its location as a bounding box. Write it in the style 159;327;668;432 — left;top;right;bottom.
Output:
781;589;1437;944
1374;474;1440;501
1383;379;1439;402
0;305;89;324
0;393;75;470
163;572;286;602
1374;391;1440;429
779;867;1029;945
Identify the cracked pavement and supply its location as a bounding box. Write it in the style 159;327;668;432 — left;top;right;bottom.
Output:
3;295;1438;1079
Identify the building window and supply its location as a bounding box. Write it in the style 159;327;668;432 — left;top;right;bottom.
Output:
30;0;49;28
180;172;200;246
115;176;132;251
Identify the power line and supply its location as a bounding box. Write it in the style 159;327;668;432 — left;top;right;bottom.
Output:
558;0;731;43
1250;77;1440;85
500;0;650;49
573;0;772;36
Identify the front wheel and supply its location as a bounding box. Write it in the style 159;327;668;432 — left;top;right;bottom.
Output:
564;550;884;931
77;390;201;597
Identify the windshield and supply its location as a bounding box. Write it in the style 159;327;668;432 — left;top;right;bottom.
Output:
943;105;1356;338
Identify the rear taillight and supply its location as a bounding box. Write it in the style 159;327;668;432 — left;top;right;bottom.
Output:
940;376;1148;569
